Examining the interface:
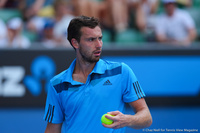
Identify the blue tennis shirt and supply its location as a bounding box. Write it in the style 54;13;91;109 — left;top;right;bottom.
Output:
44;59;145;133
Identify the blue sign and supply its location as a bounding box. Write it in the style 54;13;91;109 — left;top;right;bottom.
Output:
24;55;56;96
103;56;200;96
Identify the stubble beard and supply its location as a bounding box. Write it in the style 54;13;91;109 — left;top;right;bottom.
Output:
79;47;100;63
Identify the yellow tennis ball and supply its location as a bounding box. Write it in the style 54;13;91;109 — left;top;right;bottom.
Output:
101;114;114;125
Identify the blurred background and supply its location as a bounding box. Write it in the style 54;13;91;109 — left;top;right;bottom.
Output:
0;0;200;133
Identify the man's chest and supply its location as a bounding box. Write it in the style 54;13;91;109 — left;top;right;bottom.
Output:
60;75;123;115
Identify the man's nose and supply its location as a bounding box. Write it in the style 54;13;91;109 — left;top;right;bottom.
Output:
96;39;102;48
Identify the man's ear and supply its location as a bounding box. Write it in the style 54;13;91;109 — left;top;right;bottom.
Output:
71;38;79;49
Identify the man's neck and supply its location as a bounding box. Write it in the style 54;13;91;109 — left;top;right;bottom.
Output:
72;58;96;83
76;59;96;74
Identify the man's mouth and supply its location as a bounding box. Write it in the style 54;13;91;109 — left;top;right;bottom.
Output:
94;50;101;56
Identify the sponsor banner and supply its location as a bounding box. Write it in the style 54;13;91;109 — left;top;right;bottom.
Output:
0;49;200;107
0;49;75;107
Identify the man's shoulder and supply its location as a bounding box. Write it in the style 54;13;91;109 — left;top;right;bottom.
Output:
100;59;129;71
175;9;189;15
100;59;123;69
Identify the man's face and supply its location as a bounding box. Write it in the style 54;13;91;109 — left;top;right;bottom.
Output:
77;26;103;63
164;2;176;16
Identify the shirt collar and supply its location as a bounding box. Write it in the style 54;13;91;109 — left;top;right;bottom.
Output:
91;59;106;74
63;59;106;84
62;59;76;84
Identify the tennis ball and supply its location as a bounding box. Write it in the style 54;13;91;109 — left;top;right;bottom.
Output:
101;114;114;125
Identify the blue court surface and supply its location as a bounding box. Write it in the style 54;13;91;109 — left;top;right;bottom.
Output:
0;106;199;133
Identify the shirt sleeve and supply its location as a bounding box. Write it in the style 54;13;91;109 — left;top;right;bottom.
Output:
43;82;64;124
181;10;195;29
121;63;145;103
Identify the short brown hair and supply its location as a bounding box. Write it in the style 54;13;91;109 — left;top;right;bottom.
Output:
67;15;101;49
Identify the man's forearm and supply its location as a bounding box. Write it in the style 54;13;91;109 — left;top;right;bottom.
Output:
126;109;152;129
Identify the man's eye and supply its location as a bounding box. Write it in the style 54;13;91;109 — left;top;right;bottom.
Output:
99;37;102;41
88;38;94;41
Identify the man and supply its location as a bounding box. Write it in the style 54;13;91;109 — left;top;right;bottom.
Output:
0;17;31;48
44;15;152;133
155;0;196;46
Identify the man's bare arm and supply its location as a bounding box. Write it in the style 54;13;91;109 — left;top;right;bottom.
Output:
45;123;62;133
102;98;152;129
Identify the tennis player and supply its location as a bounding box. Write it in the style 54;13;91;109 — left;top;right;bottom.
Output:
44;15;152;133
